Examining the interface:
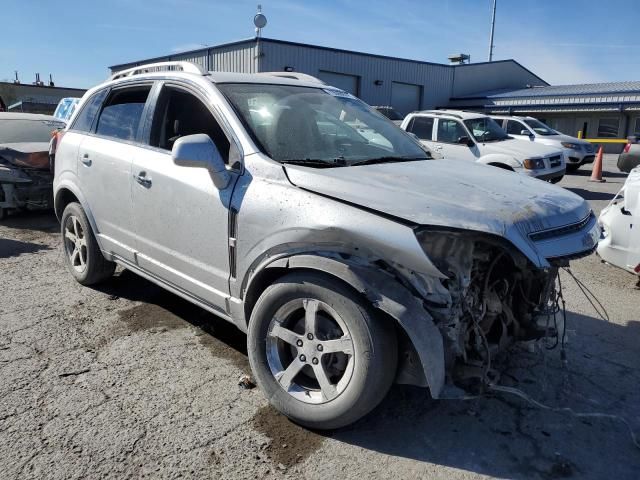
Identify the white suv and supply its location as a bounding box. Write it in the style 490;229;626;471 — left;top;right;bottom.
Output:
401;110;566;183
491;115;595;171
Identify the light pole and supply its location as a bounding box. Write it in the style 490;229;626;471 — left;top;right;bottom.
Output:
488;0;497;61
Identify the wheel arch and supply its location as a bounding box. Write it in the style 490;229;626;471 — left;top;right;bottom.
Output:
54;182;99;236
478;153;519;171
241;253;446;398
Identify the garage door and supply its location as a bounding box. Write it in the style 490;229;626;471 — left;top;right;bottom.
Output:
318;71;359;96
391;82;422;116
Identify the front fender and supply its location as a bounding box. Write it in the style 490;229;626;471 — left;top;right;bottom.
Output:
477;153;521;170
249;253;446;398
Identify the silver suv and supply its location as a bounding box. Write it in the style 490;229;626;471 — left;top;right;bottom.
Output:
54;62;599;429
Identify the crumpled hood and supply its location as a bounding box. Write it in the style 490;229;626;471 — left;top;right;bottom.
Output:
480;138;561;159
284;159;590;239
0;142;50;170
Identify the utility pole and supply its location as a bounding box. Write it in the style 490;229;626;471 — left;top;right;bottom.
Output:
488;0;497;61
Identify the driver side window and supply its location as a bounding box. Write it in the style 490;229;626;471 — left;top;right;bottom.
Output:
149;86;231;163
506;120;526;135
437;119;467;144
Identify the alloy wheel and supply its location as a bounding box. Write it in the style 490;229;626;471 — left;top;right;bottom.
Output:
266;298;355;404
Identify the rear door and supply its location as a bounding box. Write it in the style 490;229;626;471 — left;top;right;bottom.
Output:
404;116;439;157
130;82;240;312
434;118;477;161
77;83;153;262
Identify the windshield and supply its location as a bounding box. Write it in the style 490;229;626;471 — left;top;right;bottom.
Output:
463;117;510;142
0;118;65;143
524;118;557;136
217;83;427;166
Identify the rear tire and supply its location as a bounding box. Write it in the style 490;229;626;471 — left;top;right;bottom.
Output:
61;202;115;285
248;271;397;429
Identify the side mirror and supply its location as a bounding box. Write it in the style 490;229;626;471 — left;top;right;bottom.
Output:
628;135;638;144
457;136;474;147
521;129;534;138
172;134;230;189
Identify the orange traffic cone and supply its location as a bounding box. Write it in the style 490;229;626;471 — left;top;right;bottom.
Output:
589;146;606;183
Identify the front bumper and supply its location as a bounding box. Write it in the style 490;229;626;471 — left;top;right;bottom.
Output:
530;212;600;263
523;165;566;182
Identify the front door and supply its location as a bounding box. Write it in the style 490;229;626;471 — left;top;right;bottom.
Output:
435;118;478;161
131;83;238;312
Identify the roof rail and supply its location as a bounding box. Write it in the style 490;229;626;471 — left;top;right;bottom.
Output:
109;61;207;81
257;72;326;84
416;110;464;119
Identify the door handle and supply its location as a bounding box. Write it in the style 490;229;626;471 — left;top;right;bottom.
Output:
135;171;152;188
81;154;92;166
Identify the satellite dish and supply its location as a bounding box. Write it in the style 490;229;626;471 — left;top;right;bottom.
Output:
254;13;267;29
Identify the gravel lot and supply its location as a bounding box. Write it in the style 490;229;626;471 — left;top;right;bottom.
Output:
1;155;638;479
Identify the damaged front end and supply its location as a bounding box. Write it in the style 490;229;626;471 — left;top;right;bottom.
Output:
0;144;54;217
414;229;562;388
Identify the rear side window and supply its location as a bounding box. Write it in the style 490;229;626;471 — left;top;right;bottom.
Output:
506;120;526;135
71;89;108;133
407;116;434;140
95;86;151;142
437;119;467;143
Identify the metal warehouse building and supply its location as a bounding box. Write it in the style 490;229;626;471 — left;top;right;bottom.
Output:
109;37;547;115
111;37;640;152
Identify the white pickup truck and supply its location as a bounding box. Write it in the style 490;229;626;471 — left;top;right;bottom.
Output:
401;110;566;183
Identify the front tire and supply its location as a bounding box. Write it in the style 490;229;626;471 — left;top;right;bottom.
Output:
566;163;580;172
248;271;397;429
61;202;115;285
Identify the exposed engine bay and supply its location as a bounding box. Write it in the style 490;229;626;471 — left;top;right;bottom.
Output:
415;231;561;388
0;143;54;218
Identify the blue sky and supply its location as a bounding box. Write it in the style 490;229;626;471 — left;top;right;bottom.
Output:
2;0;638;88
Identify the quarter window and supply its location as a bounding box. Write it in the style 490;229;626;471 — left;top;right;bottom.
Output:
597;118;620;138
149;86;231;163
437;119;467;143
95;86;151;142
407;116;434;140
506;120;526;135
71;89;108;133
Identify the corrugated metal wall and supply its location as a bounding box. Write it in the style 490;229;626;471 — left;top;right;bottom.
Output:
259;41;453;110
110;41;257;74
208;42;257;73
452;61;546;97
109;39;544;113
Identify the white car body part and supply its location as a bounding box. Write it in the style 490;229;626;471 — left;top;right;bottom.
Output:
401;110;566;182
598;167;640;276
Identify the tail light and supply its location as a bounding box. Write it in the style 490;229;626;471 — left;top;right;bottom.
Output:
623;143;631;153
634;264;640;274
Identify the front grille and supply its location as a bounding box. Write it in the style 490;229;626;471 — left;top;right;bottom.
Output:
549;155;562;168
529;212;595;242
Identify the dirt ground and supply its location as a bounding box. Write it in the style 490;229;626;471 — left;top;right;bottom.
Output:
1;155;638;479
